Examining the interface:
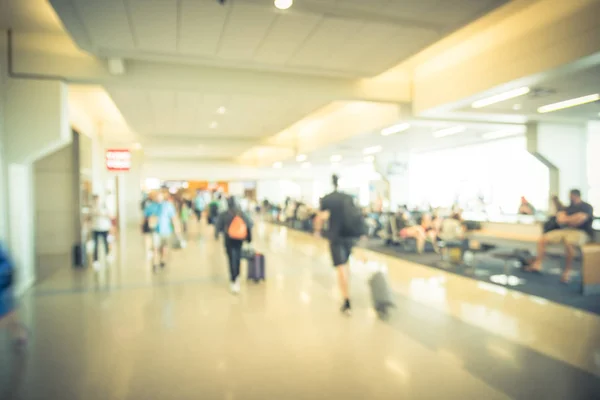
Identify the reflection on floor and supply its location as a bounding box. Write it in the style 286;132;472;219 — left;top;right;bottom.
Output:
361;239;600;315
1;221;600;400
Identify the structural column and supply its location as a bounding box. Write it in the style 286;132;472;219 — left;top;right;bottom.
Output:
526;122;588;204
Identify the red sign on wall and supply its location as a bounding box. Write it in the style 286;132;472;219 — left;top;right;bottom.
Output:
106;150;131;171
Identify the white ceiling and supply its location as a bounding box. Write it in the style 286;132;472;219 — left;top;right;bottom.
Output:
459;64;600;121
107;88;326;139
298;119;526;166
50;0;508;78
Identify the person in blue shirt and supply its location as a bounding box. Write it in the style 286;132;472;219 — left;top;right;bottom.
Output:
194;190;205;222
144;192;180;271
0;243;28;347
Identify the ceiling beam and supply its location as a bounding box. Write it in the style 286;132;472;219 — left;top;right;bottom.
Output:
9;31;410;103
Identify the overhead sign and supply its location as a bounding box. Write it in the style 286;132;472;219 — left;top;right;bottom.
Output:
106;150;131;171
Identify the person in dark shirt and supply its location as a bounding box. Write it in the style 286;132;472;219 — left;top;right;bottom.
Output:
314;175;358;315
215;197;254;294
527;189;594;283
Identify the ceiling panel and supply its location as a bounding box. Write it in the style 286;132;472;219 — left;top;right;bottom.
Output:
75;0;135;50
54;0;510;77
320;22;401;71
178;0;228;55
252;13;322;65
354;25;439;74
107;89;326;145
289;17;365;68
217;3;277;60
128;0;177;52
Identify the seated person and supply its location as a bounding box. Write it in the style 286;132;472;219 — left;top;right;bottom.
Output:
399;213;439;254
526;189;594;283
439;213;466;243
518;196;536;215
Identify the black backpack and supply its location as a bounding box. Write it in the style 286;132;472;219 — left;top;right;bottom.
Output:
341;195;367;238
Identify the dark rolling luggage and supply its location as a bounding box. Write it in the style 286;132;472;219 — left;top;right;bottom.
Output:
247;253;266;282
369;269;395;319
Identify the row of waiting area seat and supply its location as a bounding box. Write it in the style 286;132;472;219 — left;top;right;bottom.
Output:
269;209;600;297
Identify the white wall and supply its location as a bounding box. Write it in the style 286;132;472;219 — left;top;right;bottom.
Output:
8;164;34;295
588;121;600;212
121;150;144;225
536;123;588;201
5;79;71;163
34;144;76;256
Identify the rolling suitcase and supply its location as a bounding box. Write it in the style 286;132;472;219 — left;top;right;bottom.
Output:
247;253;266;282
369;269;395;319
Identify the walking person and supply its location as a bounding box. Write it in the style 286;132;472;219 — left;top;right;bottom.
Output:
180;202;192;236
193;190;205;222
144;192;181;271
91;194;113;270
0;243;28;348
216;197;254;294
314;175;365;315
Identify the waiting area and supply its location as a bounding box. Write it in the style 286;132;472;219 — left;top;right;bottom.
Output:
269;195;600;315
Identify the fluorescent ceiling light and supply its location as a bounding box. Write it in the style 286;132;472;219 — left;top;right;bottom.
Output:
363;145;382;155
537;93;600;113
217;106;226;114
296;154;307;162
273;162;282;169
301;162;311;169
209;121;218;129
330;155;342;163
364;155;375;163
481;129;522;140
512;104;522;110
381;123;410;136
432;126;465;138
471;87;530;109
274;0;293;10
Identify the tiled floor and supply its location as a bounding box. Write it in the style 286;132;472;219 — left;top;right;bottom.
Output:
2;221;600;400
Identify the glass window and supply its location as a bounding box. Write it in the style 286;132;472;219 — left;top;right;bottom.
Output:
408;137;550;214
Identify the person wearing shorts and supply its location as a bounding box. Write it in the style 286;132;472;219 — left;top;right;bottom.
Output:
144;192;180;271
314;175;357;315
526;189;594;283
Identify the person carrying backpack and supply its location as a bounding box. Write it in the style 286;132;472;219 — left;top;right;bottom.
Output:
314;175;366;315
216;197;254;294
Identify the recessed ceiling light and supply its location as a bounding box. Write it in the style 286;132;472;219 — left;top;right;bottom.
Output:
132;142;142;150
209;121;218;129
512;104;522;110
296;154;307;162
381;123;410;136
472;87;530;109
274;0;293;10
363;145;383;155
217;106;226;114
481;129;522;140
364;155;375;163
301;162;311;169
537;93;600;113
330;154;342;163
273;162;282;169
432;126;465;138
